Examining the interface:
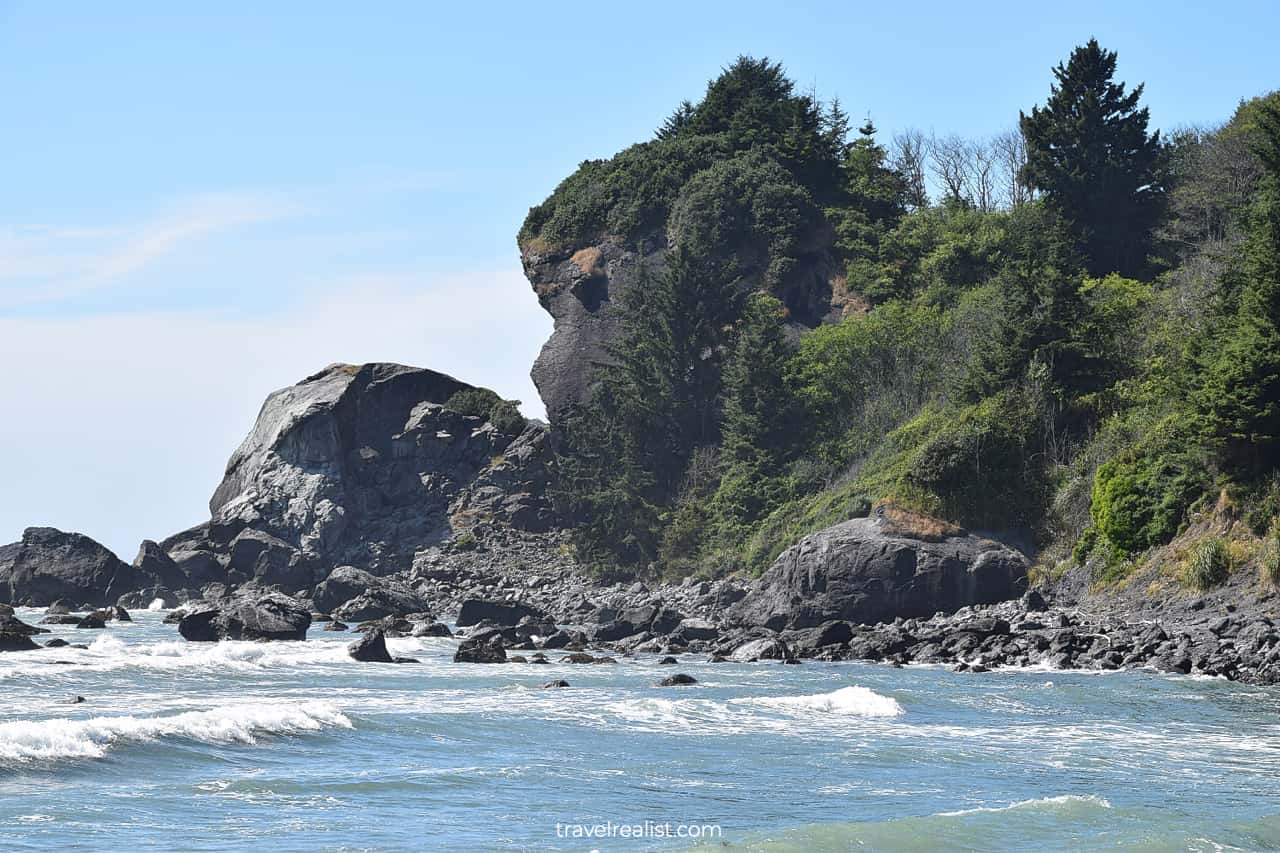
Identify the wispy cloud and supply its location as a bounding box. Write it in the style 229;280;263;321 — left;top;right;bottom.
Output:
0;190;302;310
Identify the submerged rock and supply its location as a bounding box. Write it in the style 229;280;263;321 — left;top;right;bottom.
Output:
656;673;698;686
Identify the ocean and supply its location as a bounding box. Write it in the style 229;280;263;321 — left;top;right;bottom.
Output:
2;608;1279;852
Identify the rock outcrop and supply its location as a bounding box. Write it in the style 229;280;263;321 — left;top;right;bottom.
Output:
158;362;559;592
730;515;1029;630
0;527;160;607
521;235;848;425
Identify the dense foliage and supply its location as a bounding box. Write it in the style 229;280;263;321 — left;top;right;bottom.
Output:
527;47;1280;581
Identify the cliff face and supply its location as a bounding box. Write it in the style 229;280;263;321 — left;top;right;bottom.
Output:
522;231;850;423
159;363;558;591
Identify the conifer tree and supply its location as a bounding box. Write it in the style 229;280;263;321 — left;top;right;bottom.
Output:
1021;39;1167;277
1198;102;1280;472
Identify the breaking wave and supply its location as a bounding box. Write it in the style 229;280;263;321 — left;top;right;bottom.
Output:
0;702;352;764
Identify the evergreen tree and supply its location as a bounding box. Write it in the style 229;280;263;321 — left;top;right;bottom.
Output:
556;250;743;568
1020;39;1167;277
722;294;795;470
1198;102;1280;473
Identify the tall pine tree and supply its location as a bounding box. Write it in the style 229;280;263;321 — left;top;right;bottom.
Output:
1020;39;1167;278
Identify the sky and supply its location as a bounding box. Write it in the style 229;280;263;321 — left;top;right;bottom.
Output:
1;1;1277;558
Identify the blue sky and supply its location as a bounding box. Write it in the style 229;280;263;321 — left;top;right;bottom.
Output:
1;1;1276;557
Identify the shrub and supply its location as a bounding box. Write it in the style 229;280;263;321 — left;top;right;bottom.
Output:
1264;521;1280;586
1089;426;1202;558
1187;537;1230;590
453;532;478;551
445;388;526;436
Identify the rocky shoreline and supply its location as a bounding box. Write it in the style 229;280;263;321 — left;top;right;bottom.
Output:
3;360;1278;688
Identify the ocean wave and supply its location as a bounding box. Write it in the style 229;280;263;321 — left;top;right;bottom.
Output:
0;702;351;764
737;686;905;718
936;794;1112;816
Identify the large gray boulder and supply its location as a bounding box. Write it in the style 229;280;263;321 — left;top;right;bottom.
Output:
0;527;142;607
157;362;559;589
178;588;311;641
313;565;429;621
731;516;1029;630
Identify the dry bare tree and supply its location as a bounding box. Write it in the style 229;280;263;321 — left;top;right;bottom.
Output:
890;128;930;210
930;134;974;204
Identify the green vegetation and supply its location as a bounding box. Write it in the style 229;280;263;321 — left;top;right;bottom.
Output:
526;47;1280;579
1187;537;1231;590
444;388;526;435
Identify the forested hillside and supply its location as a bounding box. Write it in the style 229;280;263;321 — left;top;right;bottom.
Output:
518;42;1280;586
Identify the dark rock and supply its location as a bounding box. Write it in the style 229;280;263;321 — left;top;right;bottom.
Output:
541;680;570;688
657;673;698;686
454;631;507;663
40;614;82;625
315;566;430;621
348;629;395;663
412;622;453;638
0;527;144;607
729;636;791;663
658;656;678;665
730;515;1028;630
155;363;557;588
131;540;188;591
456;598;544;628
1021;589;1049;612
60;696;86;704
673;618;719;642
593;620;638;642
323;621;349;631
75;613;107;629
508;654;529;663
44;638;69;648
561;652;597;664
178;589;311;642
0;613;42;651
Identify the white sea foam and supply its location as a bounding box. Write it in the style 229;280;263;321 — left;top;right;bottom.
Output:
146;598;166;611
740;686;905;718
936;794;1112;816
0;702;351;763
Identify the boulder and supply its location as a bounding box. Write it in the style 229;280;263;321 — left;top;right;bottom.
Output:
0;613;42;651
315;566;430;622
729;636;791;663
541;679;570;688
657;673;698;686
0;527;143;607
131;540;189;591
178;589;311;642
456;598;544;628
454;631;507;663
323;620;349;631
75;613;107;629
731;516;1029;630
348;629;395;663
154;363;557;589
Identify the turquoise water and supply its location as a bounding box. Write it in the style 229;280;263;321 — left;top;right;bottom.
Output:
3;609;1280;852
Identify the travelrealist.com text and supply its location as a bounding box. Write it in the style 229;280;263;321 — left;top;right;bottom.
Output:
554;820;723;840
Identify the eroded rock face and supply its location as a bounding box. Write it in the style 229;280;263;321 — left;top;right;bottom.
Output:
158;363;559;589
521;233;850;425
730;517;1030;630
0;528;154;607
